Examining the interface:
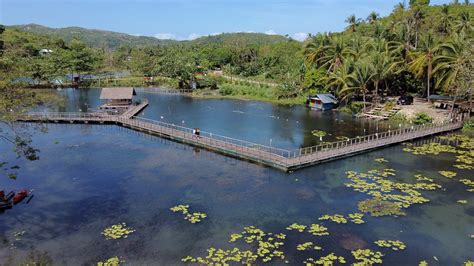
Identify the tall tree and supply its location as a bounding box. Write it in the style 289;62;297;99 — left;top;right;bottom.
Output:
367;12;380;24
409;33;440;100
432;33;472;108
345;15;361;33
350;59;376;110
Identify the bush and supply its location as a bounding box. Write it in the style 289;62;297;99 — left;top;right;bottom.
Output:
339;101;366;114
413;113;433;125
463;116;474;130
389;113;408;122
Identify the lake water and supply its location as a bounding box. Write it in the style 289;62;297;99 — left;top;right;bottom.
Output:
1;88;472;265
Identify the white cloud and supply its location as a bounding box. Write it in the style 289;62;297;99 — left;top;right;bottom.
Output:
187;33;201;40
264;30;277;35
154;33;178;40
154;32;202;40
291;32;308;42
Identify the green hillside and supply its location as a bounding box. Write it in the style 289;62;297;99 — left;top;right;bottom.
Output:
8;24;177;49
7;24;292;49
188;32;291;46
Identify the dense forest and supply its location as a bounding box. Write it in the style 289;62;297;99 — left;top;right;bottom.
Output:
1;1;473;107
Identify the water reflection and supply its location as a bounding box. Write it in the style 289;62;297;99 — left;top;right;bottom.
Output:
1;90;472;265
47;88;390;150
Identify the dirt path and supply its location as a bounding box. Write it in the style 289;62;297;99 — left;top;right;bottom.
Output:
397;98;451;123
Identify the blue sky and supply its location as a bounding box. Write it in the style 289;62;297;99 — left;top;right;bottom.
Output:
1;0;452;41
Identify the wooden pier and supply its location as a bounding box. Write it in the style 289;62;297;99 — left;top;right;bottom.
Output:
17;112;464;172
120;99;149;119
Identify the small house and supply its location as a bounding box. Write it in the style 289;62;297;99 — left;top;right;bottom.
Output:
99;87;136;109
306;94;338;111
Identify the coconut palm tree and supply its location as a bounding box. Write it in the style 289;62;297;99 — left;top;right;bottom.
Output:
305;36;356;73
408;33;440;101
348;59;376;111
370;51;400;104
345;15;361;33
455;11;473;34
432;33;471;107
438;5;453;35
304;33;331;67
324;60;355;101
367;12;380;24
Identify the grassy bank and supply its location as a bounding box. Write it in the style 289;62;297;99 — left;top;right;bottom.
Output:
86;76;306;106
89;76;178;88
191;82;306;105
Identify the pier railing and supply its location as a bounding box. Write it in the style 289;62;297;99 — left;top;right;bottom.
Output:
288;121;463;162
18;111;464;169
123;116;291;162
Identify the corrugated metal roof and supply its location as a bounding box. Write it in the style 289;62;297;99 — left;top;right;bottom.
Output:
100;87;136;100
312;94;338;104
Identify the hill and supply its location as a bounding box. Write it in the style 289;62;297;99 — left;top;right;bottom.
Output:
6;24;293;49
7;24;177;49
187;32;292;46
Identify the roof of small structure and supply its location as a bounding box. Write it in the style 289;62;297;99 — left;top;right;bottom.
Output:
100;87;136;100
311;94;338;104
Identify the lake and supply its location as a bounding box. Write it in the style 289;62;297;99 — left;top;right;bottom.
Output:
1;88;472;265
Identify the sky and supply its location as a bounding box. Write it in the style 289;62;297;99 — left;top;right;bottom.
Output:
0;0;453;41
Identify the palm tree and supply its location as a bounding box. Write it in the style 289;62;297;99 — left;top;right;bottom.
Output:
432;33;471;110
370;51;400;104
324;60;355;101
304;33;331;67
345;15;361;33
347;59;375;111
305;36;356;73
438;5;453;35
409;33;440;101
455;11;473;34
367;12;380;24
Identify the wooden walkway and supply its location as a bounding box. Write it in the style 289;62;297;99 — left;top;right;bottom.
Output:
120;99;149;119
17;112;464;171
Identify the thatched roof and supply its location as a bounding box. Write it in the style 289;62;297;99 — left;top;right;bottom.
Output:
100;87;136;100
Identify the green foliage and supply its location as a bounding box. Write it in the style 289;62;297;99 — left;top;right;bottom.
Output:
413;112;434;124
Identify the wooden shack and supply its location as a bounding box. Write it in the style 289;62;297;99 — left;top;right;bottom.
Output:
306;94;338;111
99;87;136;109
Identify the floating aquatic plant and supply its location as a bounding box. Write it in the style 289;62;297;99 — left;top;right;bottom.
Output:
97;257;123;266
419;260;428;266
352;249;384;264
346;168;444;216
286;223;307;232
457;200;468;204
304;253;346;265
102;223;135;240
438;171;457;179
374;240;406;251
459;179;474;192
464;261;474;266
186;227;287;264
403;143;457;155
454;164;474;170
296;242;321;251
414;174;434;183
358;197;405;217
375;157;389;163
319;214;347;224
182;248;257;264
307;224;329;236
170;204;207;224
311;130;327;141
348;213;365;224
229;226;286;263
